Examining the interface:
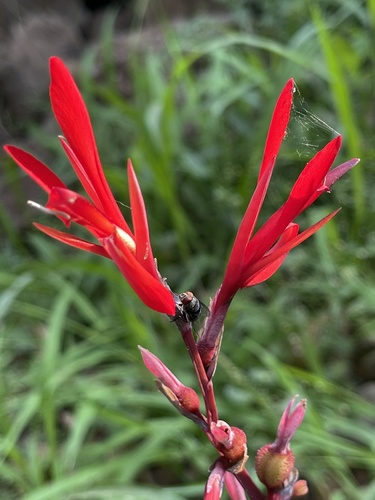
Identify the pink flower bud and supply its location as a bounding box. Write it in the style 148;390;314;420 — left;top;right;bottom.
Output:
273;397;306;453
211;421;248;467
139;346;202;419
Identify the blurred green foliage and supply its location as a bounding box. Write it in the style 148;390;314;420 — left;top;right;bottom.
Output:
1;0;374;499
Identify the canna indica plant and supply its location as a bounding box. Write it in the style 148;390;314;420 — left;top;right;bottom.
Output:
4;57;359;499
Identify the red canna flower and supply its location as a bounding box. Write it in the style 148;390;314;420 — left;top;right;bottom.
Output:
198;79;359;369
4;57;175;315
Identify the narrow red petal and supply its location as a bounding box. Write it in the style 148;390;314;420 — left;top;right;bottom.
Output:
219;161;275;304
33;223;110;258
289;135;342;200
58;136;133;234
244;254;290;286
244;136;341;269
103;229;176;315
243;224;299;287
127;160;158;278
326;158;360;187
4;145;66;194
244;209;340;281
49;57;125;226
258;79;294;179
302;157;360;209
47;188;117;237
58;137;101;207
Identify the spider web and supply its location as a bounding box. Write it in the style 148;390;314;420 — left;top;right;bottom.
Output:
285;83;340;160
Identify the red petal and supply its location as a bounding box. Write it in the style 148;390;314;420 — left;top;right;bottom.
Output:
219;161;275;304
49;57;125;226
244;136;341;269
243;224;299;286
258;79;294;179
289;135;342;200
127;160;158;278
58;137;133;234
47;188;117;237
4;145;66;194
245;209;340;281
103;228;176;315
33;223;110;258
58;137;101;206
302;157;360;209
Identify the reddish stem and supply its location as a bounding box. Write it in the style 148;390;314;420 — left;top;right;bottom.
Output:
175;318;219;424
235;468;266;500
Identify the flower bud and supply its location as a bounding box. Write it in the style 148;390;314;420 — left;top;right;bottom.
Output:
255;396;306;489
139;346;204;425
293;479;309;496
211;421;248;469
255;444;295;489
175;385;201;414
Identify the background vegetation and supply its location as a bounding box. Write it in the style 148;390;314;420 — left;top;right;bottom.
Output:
1;0;374;498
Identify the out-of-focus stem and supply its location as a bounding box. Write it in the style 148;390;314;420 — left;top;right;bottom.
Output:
235;468;266;500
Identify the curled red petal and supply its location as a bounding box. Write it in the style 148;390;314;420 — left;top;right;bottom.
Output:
47;188;118;238
103;229;176;315
4;145;66;194
33;223;110;258
49;57;125;227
